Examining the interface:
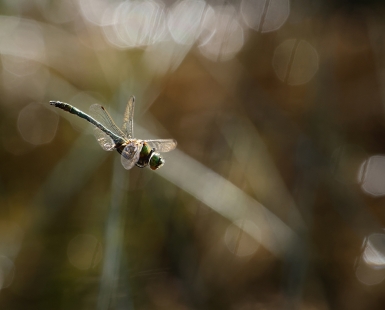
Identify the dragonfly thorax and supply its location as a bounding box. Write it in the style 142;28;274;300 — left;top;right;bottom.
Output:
136;142;152;168
122;141;141;157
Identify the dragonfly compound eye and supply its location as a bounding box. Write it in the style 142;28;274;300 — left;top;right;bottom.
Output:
149;153;165;170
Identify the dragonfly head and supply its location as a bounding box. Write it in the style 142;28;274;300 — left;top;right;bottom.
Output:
149;152;164;170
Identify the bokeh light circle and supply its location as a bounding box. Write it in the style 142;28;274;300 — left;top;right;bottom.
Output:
198;5;244;62
356;259;385;286
167;0;207;45
17;103;59;145
359;155;385;197
0;256;15;290
272;39;319;85
241;0;290;33
111;0;167;48
362;234;385;268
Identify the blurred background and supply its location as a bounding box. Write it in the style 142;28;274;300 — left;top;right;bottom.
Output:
1;0;385;309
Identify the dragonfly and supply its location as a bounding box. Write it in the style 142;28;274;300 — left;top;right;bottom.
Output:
49;96;177;170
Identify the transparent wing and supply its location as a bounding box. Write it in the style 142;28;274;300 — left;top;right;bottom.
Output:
89;104;125;149
89;104;125;137
145;139;177;153
122;96;135;139
93;127;115;151
121;141;143;170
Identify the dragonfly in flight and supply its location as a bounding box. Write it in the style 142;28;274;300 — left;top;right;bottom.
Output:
50;96;177;170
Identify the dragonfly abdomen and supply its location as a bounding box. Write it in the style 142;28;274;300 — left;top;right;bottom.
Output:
50;100;125;146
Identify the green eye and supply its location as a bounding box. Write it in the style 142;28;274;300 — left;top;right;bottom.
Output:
149;153;164;170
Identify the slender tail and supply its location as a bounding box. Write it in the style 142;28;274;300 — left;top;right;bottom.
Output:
50;101;73;112
49;100;124;145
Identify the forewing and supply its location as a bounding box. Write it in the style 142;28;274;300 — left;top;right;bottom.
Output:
122;96;135;139
121;141;143;170
89;104;125;136
89;104;125;150
145;139;177;153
